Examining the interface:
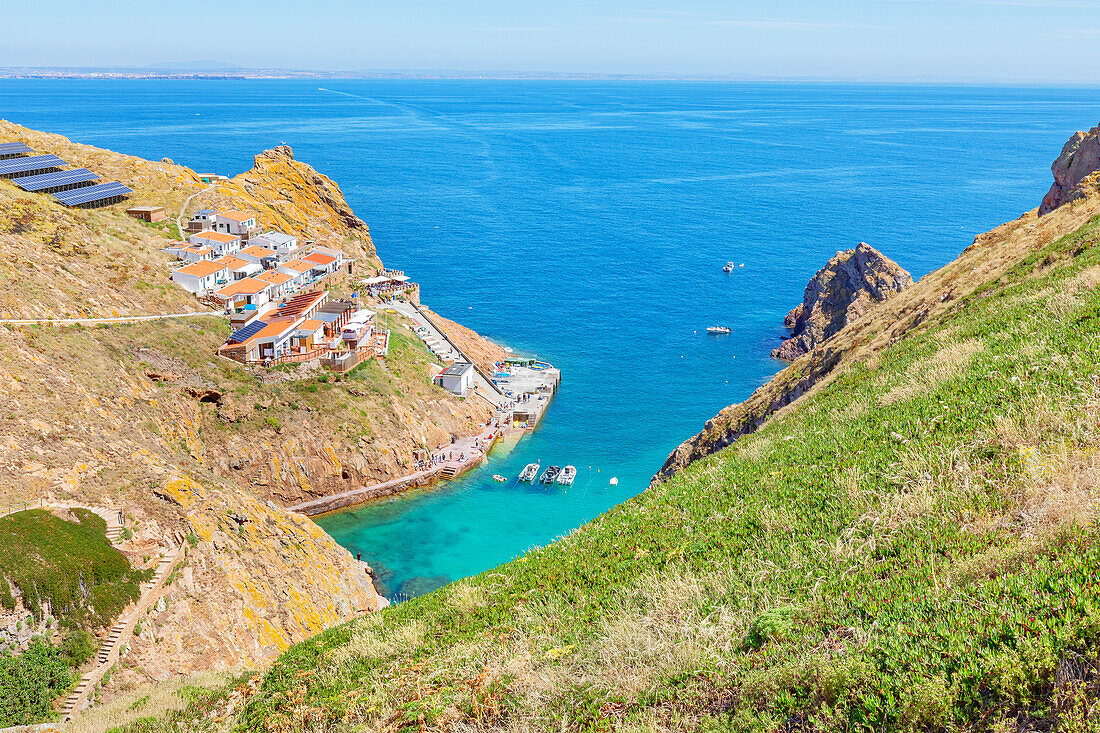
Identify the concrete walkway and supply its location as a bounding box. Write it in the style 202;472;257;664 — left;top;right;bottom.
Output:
386;301;507;409
289;427;500;516
0;311;219;325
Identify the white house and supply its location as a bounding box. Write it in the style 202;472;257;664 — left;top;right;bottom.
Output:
222;316;305;363
213;255;263;281
171;259;230;294
215;210;257;237
302;251;338;277
168;243;215;263
255;270;295;298
238;244;278;268
276;259;315;288
187;209;216;231
188;230;242;256
250;232;299;262
214;276;275;311
434;362;474;396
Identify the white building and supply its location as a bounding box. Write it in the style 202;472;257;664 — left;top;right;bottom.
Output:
250;232;299;262
214;210;257;237
214;276;275;311
187;209;216;231
213;255;262;281
238;244;278;268
171;259;230;294
434;362;474;396
188;230;242;256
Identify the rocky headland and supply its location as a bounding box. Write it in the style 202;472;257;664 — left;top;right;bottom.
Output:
772;242;912;361
1040;120;1100;215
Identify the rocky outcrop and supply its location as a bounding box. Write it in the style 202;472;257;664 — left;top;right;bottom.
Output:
771;242;912;361
1040;122;1100;215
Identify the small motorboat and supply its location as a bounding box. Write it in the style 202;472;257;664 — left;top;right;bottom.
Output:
723;262;735;273
518;463;540;482
540;465;561;484
556;465;577;486
493;474;507;483
707;325;732;335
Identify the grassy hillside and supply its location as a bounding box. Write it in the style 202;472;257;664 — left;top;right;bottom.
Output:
0;509;150;627
133;200;1100;730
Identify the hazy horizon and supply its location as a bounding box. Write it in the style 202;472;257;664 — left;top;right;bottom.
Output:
4;0;1099;84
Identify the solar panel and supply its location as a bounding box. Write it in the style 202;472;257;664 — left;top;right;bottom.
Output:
0;142;33;157
0;154;66;176
12;168;99;192
227;320;267;344
53;181;133;207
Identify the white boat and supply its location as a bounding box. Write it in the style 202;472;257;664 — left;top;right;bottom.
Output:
556;465;577;486
723;262;735;273
706;325;732;335
518;463;540;481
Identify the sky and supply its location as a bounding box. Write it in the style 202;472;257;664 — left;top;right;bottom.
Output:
1;0;1098;82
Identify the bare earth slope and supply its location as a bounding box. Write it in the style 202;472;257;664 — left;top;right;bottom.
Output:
0;125;503;695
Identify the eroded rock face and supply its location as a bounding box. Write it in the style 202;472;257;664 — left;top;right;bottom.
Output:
1040;123;1100;215
772;242;912;361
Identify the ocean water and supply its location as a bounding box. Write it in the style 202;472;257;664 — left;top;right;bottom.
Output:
5;80;1099;598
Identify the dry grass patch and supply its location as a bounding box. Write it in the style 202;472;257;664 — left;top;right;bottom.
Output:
879;338;983;406
66;671;231;733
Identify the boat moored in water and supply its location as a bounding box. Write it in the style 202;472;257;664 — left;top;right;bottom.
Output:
493;474;507;483
518;463;540;481
723;261;734;272
556;465;577;486
540;465;561;484
706;325;732;334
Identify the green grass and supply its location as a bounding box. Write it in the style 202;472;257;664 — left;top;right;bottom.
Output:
0;509;151;629
0;638;74;727
132;216;1100;732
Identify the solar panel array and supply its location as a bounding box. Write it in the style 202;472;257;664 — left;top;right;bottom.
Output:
0;154;66;177
1;141;134;207
53;181;133;207
12;168;99;192
0;142;33;157
227;320;267;344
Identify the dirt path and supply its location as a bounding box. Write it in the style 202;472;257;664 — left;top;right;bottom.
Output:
0;311;220;325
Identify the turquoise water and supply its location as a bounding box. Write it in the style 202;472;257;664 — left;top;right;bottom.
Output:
5;80;1100;598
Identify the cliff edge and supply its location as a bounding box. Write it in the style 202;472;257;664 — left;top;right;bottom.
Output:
771;242;912;361
1041;120;1100;215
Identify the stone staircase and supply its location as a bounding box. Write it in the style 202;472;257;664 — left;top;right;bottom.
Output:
56;551;179;721
440;464;460;479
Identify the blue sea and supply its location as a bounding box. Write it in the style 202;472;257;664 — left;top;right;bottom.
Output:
5;80;1099;598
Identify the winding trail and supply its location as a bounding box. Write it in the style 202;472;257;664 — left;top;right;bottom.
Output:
0;311;220;325
175;182;215;241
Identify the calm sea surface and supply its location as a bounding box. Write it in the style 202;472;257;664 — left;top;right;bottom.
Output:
5;80;1098;598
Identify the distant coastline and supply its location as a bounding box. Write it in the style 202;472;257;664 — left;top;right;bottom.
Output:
1;66;1086;83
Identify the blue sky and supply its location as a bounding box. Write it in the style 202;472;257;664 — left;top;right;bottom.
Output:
2;0;1097;81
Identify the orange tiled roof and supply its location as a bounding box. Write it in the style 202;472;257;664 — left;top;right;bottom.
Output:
215;277;272;297
189;231;240;243
279;259;314;273
217;210;255;222
303;252;336;266
174;260;228;278
214;255;251;270
256;271;293;286
240;245;276;258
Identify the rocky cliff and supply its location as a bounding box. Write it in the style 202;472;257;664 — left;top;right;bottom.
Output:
771;242;912;361
1040;120;1100;215
0;125;503;698
656;128;1100;483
